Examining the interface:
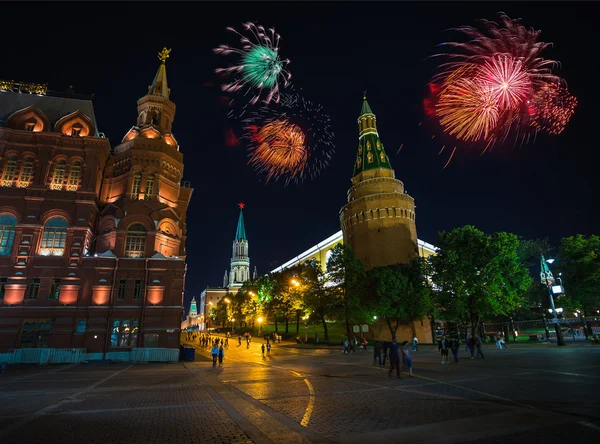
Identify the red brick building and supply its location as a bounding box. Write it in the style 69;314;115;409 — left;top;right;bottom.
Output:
0;48;193;362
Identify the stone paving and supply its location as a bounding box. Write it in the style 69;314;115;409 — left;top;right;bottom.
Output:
0;339;599;443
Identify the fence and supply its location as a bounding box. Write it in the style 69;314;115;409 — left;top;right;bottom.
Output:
1;348;180;365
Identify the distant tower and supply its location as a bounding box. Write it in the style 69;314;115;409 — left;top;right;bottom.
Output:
339;93;418;269
189;296;198;317
540;253;555;285
228;203;250;289
253;265;257;280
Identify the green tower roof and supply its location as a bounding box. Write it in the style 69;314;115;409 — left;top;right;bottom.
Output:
353;94;393;177
235;204;247;240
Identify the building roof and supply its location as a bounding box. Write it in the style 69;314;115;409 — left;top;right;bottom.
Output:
235;208;247;240
0;89;99;136
353;95;393;177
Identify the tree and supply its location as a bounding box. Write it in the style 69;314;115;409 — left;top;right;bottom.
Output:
209;298;229;328
327;244;371;336
517;237;553;269
430;226;532;337
367;258;432;340
300;260;339;341
271;267;304;334
557;234;600;316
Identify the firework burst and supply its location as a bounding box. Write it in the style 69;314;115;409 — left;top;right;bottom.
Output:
427;12;576;162
214;22;291;105
242;91;335;184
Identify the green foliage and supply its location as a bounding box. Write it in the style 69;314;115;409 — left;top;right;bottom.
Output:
209;298;229;327
557;234;600;312
327;244;371;334
367;258;432;340
300;259;339;340
431;225;532;332
517;237;553;268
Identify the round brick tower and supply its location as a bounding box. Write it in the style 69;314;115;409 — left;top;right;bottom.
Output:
339;94;418;269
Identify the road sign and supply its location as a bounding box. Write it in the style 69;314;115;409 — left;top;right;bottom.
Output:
552;318;559;324
362;325;369;332
353;325;360;333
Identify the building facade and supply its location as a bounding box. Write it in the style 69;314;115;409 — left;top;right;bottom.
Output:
0;48;193;361
194;205;256;330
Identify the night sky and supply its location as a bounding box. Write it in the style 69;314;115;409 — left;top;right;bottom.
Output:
4;2;598;311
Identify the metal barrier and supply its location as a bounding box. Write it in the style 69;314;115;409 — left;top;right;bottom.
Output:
49;349;86;364
2;348;180;364
131;348;179;363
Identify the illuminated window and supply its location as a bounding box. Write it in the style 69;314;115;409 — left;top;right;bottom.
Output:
133;279;144;300
2;156;18;186
67;162;81;191
144;174;154;199
20;320;52;348
71;123;82;137
0;277;7;302
117;280;126;300
51;160;67;190
0;214;16;256
326;249;333;264
26;278;41;300
24;121;35;131
75;320;86;333
131;173;141;199
19;157;34;187
125;224;146;258
49;279;60;300
110;319;139;347
39;217;68;256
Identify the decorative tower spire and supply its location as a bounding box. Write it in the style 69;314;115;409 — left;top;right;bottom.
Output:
148;47;171;98
223;270;229;287
189;296;197;317
228;203;250;289
540;252;554;285
253;266;257;280
353;93;393;180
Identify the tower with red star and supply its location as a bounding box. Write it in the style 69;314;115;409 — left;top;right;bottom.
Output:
224;203;252;289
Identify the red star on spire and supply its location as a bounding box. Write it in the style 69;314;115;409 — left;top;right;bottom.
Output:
238;202;245;210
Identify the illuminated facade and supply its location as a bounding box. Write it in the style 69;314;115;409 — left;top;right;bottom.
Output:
0;49;193;360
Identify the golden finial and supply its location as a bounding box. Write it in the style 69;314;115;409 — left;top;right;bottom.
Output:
158;47;172;63
363;90;367;100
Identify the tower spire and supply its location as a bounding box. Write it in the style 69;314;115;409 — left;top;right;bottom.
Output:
354;94;392;179
235;203;247;240
148;47;171;99
540;252;554;285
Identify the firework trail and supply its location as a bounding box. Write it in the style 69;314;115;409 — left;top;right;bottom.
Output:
242;90;335;184
426;11;577;165
214;22;291;105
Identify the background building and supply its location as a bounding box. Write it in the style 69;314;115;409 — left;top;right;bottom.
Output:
0;49;193;363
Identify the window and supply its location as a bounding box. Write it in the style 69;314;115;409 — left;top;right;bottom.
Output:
117;280;126;300
49;279;60;300
24;122;35;131
71;123;82;137
75;320;87;333
144;333;159;347
19;157;34;186
144;174;154;199
133;279;143;300
131;173;141;199
67;162;81;191
2;156;18;186
40;217;68;256
20;320;52;348
51;160;67;190
0;277;7;302
0;214;16;256
26;278;41;300
110;319;139;347
125;224;146;258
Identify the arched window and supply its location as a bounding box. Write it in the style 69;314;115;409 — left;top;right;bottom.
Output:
2;156;18;186
71;123;83;137
39;217;68;256
67;162;82;191
145;174;154;199
131;173;141;199
125;224;146;258
0;214;17;256
51;160;67;190
19;157;34;187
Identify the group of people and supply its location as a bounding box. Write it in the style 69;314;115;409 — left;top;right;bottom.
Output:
438;334;485;363
238;332;252;348
371;338;415;378
342;337;369;353
210;339;226;367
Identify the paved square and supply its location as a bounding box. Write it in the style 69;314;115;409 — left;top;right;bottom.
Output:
1;341;599;443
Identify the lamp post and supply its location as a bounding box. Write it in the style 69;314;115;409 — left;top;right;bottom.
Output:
257;317;263;336
541;255;565;346
231;318;235;333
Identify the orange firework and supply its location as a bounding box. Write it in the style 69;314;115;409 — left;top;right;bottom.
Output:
532;84;578;135
248;120;308;183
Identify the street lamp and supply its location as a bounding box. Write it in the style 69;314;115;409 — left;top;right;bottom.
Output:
291;279;300;287
249;291;255;296
541;255;565;346
231;318;235;333
257;317;263;335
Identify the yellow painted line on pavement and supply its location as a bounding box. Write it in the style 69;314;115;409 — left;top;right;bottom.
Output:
300;378;315;427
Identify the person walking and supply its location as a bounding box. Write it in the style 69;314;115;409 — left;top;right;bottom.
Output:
350;337;357;353
266;342;271;356
474;335;485;359
401;341;413;377
210;343;219;367
238;335;242;346
261;343;265;356
439;335;450;364
374;341;383;367
466;334;471;353
362;337;368;350
224;336;229;348
382;341;391;366
343;339;350;354
450;338;460;363
496;332;503;349
218;345;225;367
388;339;402;379
412;336;418;352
